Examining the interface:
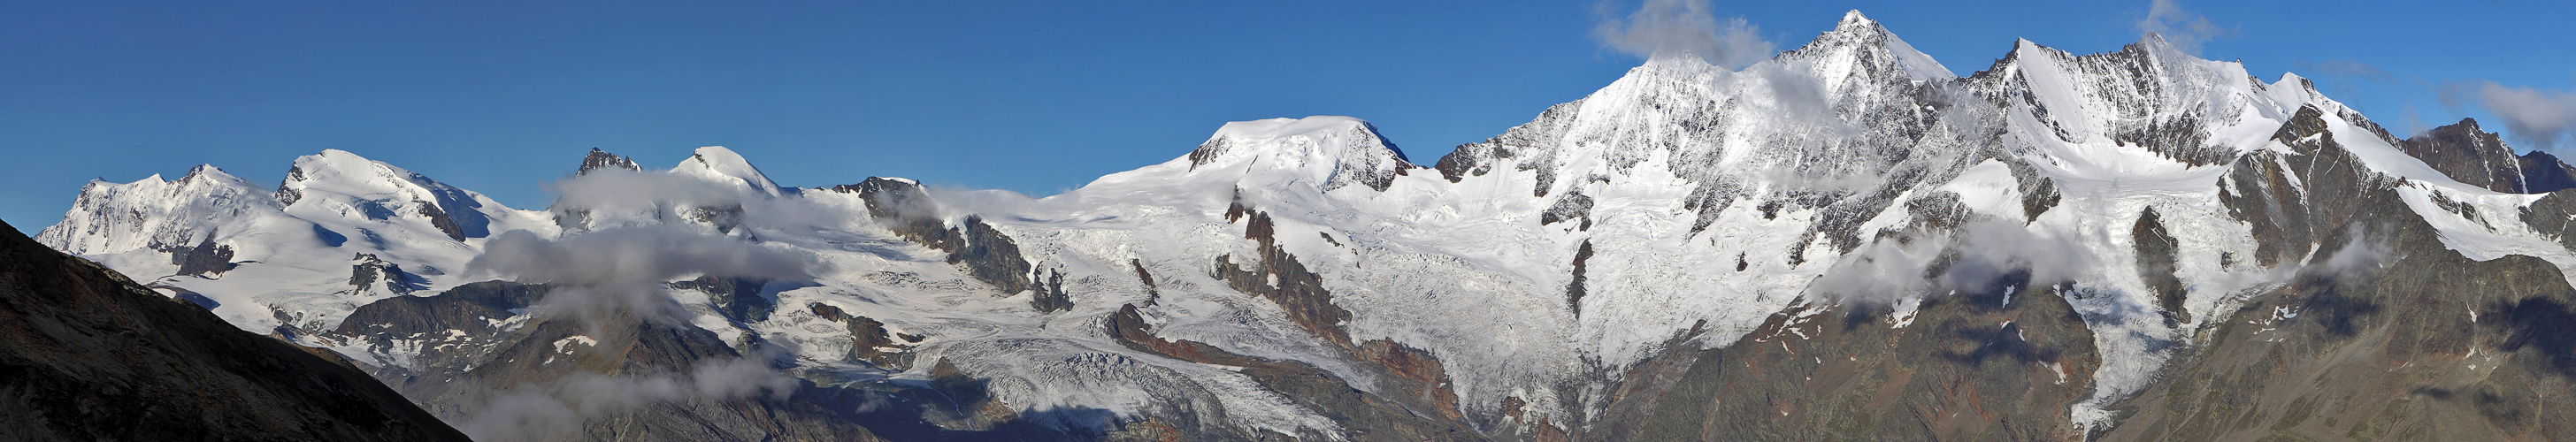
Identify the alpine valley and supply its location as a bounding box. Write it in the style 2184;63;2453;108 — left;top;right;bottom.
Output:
25;11;2576;441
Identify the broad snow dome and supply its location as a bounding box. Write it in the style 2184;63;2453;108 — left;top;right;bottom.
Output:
671;146;784;195
1184;116;1414;193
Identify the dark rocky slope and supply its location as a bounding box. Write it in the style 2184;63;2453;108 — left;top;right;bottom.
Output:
1551;108;2576;441
2096;108;2576;441
0;217;466;441
2395;118;2576;194
334;281;891;441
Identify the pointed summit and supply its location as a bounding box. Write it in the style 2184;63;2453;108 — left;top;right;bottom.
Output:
177;164;234;183
1835;10;1877;32
575;148;640;176
1785;9;1952;81
35;163;273;256
2137;32;2173;49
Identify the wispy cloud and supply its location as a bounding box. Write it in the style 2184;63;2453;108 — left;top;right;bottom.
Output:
2135;0;2236;55
2456;81;2576;149
457;353;798;441
1591;0;1774;69
469;226;816;324
454;156;828;440
1810;220;2097;305
2308;225;2392;278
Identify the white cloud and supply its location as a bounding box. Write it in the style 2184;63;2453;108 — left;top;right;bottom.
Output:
457;354;798;441
2307;225;2392;278
2473;81;2576;150
2135;0;2235;55
1591;0;1774;69
1810;219;2097;305
467;226;816;323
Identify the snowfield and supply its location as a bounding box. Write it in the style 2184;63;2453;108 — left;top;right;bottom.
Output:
34;10;2576;438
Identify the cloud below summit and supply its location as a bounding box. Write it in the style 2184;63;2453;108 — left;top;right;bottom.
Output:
458;353;799;441
468;227;816;323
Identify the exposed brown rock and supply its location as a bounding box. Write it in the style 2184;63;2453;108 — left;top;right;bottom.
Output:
0;217;468;441
2518;150;2576;193
2395;118;2552;194
1567;240;1593;316
2098;105;2576;442
1600;275;2103;440
837;178;1039;297
416;199;467;241
574;147;640;176
2132;207;2189;323
1131;258;1161;304
165;234;236;277
670;275;770;324
1029;267;1071;313
1104;304;1479;441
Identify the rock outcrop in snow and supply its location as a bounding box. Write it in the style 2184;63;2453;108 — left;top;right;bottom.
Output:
29;10;2576;441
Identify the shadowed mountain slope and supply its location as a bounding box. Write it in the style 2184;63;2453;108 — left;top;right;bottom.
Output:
0;217;467;441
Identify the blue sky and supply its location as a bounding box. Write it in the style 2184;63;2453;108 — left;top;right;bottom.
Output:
4;0;2572;233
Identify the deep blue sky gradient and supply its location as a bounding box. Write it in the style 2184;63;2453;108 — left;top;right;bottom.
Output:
4;1;2570;233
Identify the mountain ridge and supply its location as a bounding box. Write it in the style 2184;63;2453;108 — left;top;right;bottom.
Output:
27;10;2576;441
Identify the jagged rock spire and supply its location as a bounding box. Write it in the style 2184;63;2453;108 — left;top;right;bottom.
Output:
575;148;640;176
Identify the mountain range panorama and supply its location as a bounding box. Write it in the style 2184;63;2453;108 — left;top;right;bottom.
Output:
14;10;2576;441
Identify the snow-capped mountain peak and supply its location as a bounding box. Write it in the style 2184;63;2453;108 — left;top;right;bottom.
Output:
1184;116;1415;192
35;164;272;256
277;149;499;242
1788;9;1951;82
671;146;783;195
34;11;2576;441
1835;9;1874;29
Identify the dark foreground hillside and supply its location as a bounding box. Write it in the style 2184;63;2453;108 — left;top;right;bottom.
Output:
0;217;466;441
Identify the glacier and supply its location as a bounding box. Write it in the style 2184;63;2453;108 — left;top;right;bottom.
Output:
32;10;2576;441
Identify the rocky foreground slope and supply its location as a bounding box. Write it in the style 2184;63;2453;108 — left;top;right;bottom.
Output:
27;10;2576;441
0;217;466;440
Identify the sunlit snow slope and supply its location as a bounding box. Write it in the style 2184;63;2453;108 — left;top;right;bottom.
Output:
36;10;2576;442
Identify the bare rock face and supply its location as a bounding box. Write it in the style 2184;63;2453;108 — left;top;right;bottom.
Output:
671;275;771;324
2099;106;2576;441
2396;118;2553;194
333;282;890;441
575;147;642;176
1106;304;1480;441
0;217;467;441
2132;207;2189;323
2518;150;2576;194
165;235;237;277
835;177;1039;298
1598;274;2103;441
809;302;918;370
2389;117;2576;194
1213;203;1478;439
347;253;425;295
